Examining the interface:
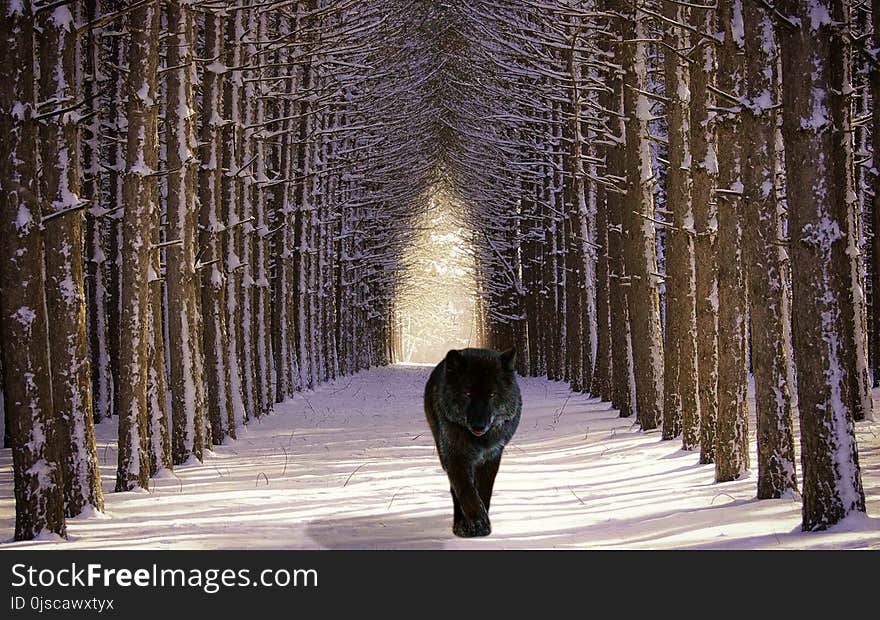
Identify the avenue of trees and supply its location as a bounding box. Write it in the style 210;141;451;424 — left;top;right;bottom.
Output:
0;0;875;540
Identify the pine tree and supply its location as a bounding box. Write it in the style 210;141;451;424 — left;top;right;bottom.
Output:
742;0;797;498
619;0;663;430
199;10;235;445
690;2;720;464
661;1;700;447
714;0;750;483
116;1;161;492
778;0;867;530
37;1;103;515
80;0;112;425
165;0;206;465
600;0;633;418
0;0;67;539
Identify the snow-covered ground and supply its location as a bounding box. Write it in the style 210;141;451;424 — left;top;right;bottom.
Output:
1;364;879;549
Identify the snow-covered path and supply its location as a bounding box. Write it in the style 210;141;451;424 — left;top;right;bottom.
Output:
2;364;879;549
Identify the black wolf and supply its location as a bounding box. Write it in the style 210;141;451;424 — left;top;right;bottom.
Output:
424;347;521;537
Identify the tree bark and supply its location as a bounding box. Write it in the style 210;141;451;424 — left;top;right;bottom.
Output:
166;0;206;465
690;3;719;464
199;11;234;445
742;1;797;498
872;0;880;388
778;0;867;530
0;0;67;540
80;0;112;425
116;2;160;492
38;2;104;515
662;2;700;447
103;5;126;422
222;9;247;434
620;0;664;430
601;0;633;417
714;0;750;483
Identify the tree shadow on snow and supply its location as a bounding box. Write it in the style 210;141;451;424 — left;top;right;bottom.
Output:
306;510;450;550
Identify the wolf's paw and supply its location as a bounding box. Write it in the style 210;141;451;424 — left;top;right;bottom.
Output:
453;514;491;538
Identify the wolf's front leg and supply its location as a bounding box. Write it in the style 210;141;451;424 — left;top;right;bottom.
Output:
448;467;491;537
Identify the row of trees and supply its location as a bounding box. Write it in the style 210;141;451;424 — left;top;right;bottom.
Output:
1;0;434;541
440;0;871;531
1;0;873;540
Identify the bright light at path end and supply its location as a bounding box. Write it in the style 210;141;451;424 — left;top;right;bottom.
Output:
392;191;480;365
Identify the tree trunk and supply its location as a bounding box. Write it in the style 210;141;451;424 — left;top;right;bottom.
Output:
620;0;664;430
80;0;112;425
778;0;867;530
38;3;104;515
872;0;880;389
103;7;127;422
222;9;247;434
742;1;797;498
294;44;314;391
662;2;700;447
591;180;613;401
0;0;67;540
199;11;234;445
601;0;633;417
248;4;275;417
1;352;8;449
714;0;750;483
690;3;719;464
147;253;171;476
116;2;160;492
166;0;206;465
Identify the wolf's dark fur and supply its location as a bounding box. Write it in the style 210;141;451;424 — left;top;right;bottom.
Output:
424;347;521;537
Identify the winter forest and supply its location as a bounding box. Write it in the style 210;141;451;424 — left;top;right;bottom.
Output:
0;0;879;550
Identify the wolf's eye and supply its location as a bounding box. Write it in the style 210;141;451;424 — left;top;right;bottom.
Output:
464;390;472;398
489;392;497;398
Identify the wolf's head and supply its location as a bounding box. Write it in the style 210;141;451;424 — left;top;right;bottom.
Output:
443;347;517;436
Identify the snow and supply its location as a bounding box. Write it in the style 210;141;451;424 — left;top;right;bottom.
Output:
58;274;76;304
6;0;23;17
13;306;36;327
635;93;652;123
135;83;154;107
805;92;830;130
2;365;878;549
15;204;34;231
227;252;241;271
24;459;54;490
704;142;718;175
179;309;197;453
74;504;109;520
753;89;774;113
51;6;74;30
205;61;228;75
808;0;832;31
676;78;690;106
731;0;745;47
129;160;155;177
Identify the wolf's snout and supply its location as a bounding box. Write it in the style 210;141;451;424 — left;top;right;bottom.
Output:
469;418;492;435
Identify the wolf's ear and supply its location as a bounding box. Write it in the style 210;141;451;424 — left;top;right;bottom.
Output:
500;347;516;373
445;349;465;375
